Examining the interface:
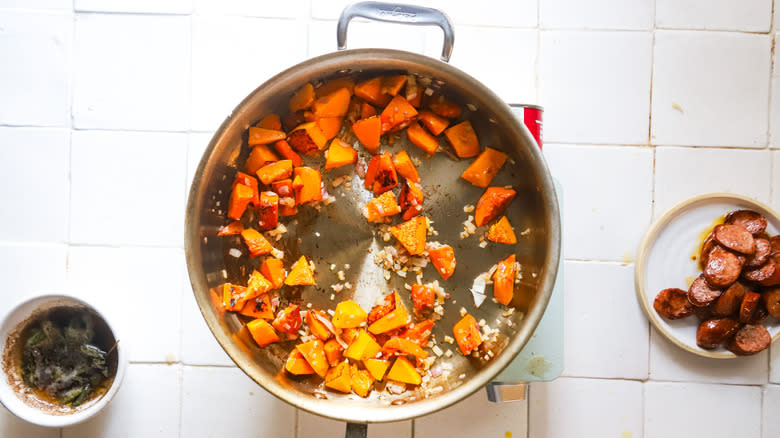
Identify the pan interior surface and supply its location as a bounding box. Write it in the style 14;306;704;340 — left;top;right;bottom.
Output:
185;49;560;423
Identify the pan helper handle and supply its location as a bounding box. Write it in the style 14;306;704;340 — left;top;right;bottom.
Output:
336;1;455;62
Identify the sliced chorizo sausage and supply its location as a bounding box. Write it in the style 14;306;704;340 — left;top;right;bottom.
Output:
762;287;780;319
727;323;771;356
739;290;762;323
654;288;694;319
770;235;780;254
713;224;756;255
688;274;723;307
711;282;746;317
703;246;743;288
725;210;767;235
699;233;717;269
696;317;741;349
745;238;771;268
742;260;776;283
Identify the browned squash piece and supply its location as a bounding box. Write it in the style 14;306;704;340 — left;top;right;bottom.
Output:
389;216;427;255
461;147;508;188
493;254;516;305
444;121;480;158
287;122;328;155
312;87;351;118
398;180;424;220
487;216;517;244
427;94;461;118
292;167;322;204
355;76;391;107
256;160;293;185
352;116;381;154
325;138;358;170
317;117;343;140
380;75;407;96
289;83;315;112
475;187;516;227
248;127;287;146
380;95;418;133
315;77;355;98
417;110;449;136
392;150;419;183
244;144;279;175
362;191;401;222
285;255;315;286
406;121;439;155
256;113;282;130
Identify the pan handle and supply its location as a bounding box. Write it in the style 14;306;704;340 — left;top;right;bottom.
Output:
337;1;455;62
345;422;367;438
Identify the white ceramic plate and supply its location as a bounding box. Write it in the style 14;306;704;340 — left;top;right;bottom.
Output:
635;193;780;359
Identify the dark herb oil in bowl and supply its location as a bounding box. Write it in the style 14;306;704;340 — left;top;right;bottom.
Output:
11;306;118;410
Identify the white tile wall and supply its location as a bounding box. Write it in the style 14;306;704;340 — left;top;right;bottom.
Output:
309;19;429;59
194;0;309;18
186;132;213;197
645;382;761;437
656;0;772;32
180;269;234;366
540;0;653;30
415;390;527;438
539;31;652;145
650;330;769;385
0;407;58;438
0;127;70;243
0;0;70;9
562;261;649;379
651;31;772;148
654;147;771;216
62;364;181;438
0;243;67;317
75;0;193;14
191;16;307;132
772;151;780;211
771;39;779;150
69;130;187;247
180;366;296;437
764;385;780;438
0;11;71;127
72;14;190;131
297;410;411;438
529;377;643;438
544;144;653;261
67;246;184;363
771;341;780;383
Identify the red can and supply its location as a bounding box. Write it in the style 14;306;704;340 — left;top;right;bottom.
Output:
515;104;543;149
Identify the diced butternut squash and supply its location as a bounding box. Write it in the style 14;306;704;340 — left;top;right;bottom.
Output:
461;147;508;188
427;94;461;118
417;110;449;136
272;140;302;167
271;179;297;216
315;77;355;98
332;300;367;329
325;138;358;170
312;87;351;118
411;284;435;310
232;172;261;206
383;337;428;360
248;127;287;146
352;116;381;154
260;258;286;289
444;121;480;158
363;358;390;381
380;75;407;96
487;216;517;244
257;113;282;130
227;183;253;220
239;294;274;320
453;313;482;355
380;95;418;133
389;216;427;255
405;76;421;107
256;159;293;185
368;292;410;335
247;319;280;347
355;77;391;107
350;365;374;398
399;319;434;346
241;228;273;257
289;83;315;112
398;180;424;220
245;269;273;303
324;338;344;366
341;328;360;344
493;254;516;306
317;117;343;140
306;310;333;341
285;256;315;286
392;150;419;183
288;122;328;155
386;357;421;385
286;349;315;375
364;152;397;195
406;122;439;155
362;191;401;222
257;191;279;231
217;221;244;237
428;244;456;280
272;304;302;334
245;144;279;175
292;167;322;204
360;102;377;119
324;361;351;393
474;187;516;227
222;283;247;311
296;339;329;377
345;329;382;361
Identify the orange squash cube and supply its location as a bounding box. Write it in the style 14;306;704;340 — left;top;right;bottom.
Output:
355;77;391;107
272;304;302;335
325;138;358;170
292;167;322;205
245;269;273;303
406;121;439;155
487;216;517;244
368;293;410;335
317;117;343;140
256;160;293;185
239;294;274;320
248;127;287;146
350;365;374;398
444;121;480;158
232;172;261;207
380;95;418;133
285;256;315;286
453;313;482;355
315;77;355;98
386;357;421;385
399;319;434;346
380;75;407;96
306;310;333;341
296;339;329;377
398;180;424;220
289;83;315;112
257;113;282;131
332;300;367;329
285;349;315;375
260;257;286;289
417;110;449;136
324;338;345;366
493;254;516;306
312;87;351;118
365;152;398;195
474;187;516;227
257;191;279;231
222;283;247;311
461;147;508;188
410;284;435;310
245;145;279;175
427;94;461;118
389;216;427;255
392;150;419;183
324;361;351;393
288;122;328;155
240;228;273;257
363;358;390;381
272;140;303;167
382;337;428;360
227;183;253;220
247;319;280;347
360;102;377;119
352;116;381;154
428;244;456;280
362;191;401;223
344;329;381;361
217;221;244;237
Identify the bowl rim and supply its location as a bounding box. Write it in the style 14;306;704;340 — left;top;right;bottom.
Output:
635;192;780;359
0;293;128;427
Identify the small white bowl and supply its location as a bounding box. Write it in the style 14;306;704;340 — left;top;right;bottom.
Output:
0;294;127;427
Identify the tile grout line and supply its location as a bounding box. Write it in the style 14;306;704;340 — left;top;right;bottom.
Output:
647;0;658;387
